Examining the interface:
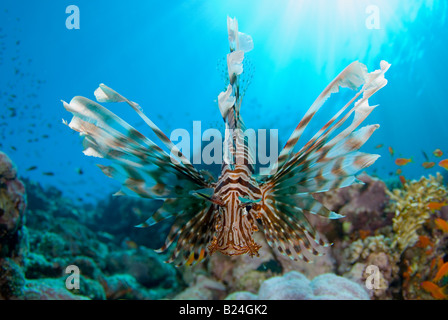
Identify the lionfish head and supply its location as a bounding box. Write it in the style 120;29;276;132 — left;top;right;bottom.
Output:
208;195;262;257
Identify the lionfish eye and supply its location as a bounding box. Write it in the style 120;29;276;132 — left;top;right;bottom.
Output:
238;196;261;210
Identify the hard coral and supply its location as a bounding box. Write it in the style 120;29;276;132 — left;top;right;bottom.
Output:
387;173;448;253
341;235;399;300
226;271;370;300
346;235;393;264
173;275;227;300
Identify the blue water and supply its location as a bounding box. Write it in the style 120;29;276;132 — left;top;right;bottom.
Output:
1;0;447;203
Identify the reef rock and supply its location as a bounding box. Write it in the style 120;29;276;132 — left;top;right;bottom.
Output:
0;152;27;262
314;174;392;237
104;247;179;290
226;271;370;300
173;274;227;300
273;245;336;279
99;273;161;300
23;278;89;300
0;257;25;299
207;232;281;294
204;229;336;295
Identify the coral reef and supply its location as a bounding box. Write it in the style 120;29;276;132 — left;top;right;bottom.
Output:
104;247;178;290
0;257;25;299
0;151;27;262
383;173;448;300
1;149;447;300
0;152;183;300
314;174;392;241
340;235;399;299
23;278;89;300
90;196;169;250
99;273;159;300
387;173;447;253
226;271;370;300
339;173;448;300
173;275;226;300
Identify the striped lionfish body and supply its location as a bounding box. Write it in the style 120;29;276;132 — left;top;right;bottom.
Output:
208;163;262;257
62;17;390;266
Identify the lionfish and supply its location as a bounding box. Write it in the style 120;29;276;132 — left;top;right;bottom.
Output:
62;17;390;266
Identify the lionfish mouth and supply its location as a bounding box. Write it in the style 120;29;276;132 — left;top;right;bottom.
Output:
208;233;262;257
224;242;262;257
219;245;247;256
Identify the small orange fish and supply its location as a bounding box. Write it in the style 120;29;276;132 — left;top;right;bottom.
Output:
431;258;437;271
433;262;448;283
427;202;447;211
388;146;394;156
436;257;444;271
396;169;402;175
435;218;448;233
359;230;370;240
433;149;443;157
125;240;138;249
421;281;447;299
375;144;384;149
395;158;412;166
422;162;435;169
403;265;412;280
416;235;433;248
439;159;448;170
431;258;445;272
399;175;407;185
